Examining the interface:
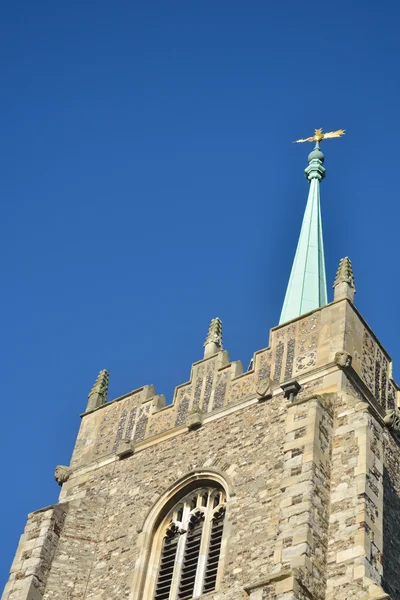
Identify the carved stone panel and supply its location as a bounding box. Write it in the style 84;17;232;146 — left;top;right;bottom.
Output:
113;409;128;453
213;371;228;409
361;329;392;409
294;314;319;376
94;404;121;458
175;394;190;426
192;365;205;412
387;380;396;411
284;336;295;382
202;363;214;413
125;408;137;440
133;405;150;442
274;341;284;382
362;330;376;394
256;350;272;383
229;373;255;403
148;410;175;437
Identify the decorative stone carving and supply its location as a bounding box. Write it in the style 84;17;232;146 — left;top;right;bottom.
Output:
387;380;397;410
281;380;301;402
165;521;185;538
230;374;255;403
385;410;396;428
384;410;400;443
116;438;135;459
294;314;320;375
284;336;295;381
189;508;205;525
125;408;137;439
188;411;203;431
257;350;272;383
362;330;376;393
334;351;352;369
54;465;71;486
93;404;120;458
113;409;128;453
134;406;150;442
193;365;205;411
213;504;226;520
175;394;190;426
213;372;228;409
202;363;214;413
256;377;273;400
274;341;284;382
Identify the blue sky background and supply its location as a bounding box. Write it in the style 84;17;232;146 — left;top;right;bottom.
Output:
1;0;400;587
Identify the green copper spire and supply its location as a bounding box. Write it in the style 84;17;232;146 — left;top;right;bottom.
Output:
279;142;327;324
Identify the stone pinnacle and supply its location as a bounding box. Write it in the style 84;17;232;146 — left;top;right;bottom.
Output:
333;257;356;303
203;318;223;358
86;369;109;412
333;257;355;289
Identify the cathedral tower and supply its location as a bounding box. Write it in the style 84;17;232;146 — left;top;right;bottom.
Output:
3;132;400;600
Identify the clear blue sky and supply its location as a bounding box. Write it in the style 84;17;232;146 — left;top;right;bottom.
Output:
1;0;399;587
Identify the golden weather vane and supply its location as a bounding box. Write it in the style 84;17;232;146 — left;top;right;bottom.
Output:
293;128;345;144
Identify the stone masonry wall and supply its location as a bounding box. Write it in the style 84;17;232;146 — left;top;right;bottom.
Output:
325;375;390;600
275;394;334;599
43;476;112;599
382;429;400;599
42;380;342;600
2;504;68;600
44;396;289;600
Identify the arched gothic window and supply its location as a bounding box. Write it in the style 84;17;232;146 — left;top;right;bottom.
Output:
153;487;226;600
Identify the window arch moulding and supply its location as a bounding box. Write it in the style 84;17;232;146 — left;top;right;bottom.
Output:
129;468;233;600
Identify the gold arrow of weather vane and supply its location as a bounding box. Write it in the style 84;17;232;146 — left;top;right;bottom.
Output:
293;128;345;143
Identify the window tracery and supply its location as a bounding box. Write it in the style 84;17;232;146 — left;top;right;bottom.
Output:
153;487;226;600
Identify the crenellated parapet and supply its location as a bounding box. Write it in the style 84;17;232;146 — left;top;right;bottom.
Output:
68;297;400;474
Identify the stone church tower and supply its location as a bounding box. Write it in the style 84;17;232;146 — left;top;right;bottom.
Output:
3;136;400;600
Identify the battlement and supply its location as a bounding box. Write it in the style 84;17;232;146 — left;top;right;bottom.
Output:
66;296;399;475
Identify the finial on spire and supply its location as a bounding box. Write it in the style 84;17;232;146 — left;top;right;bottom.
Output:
306;139;323;160
305;142;326;182
86;369;109;412
333;257;356;303
204;318;223;358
